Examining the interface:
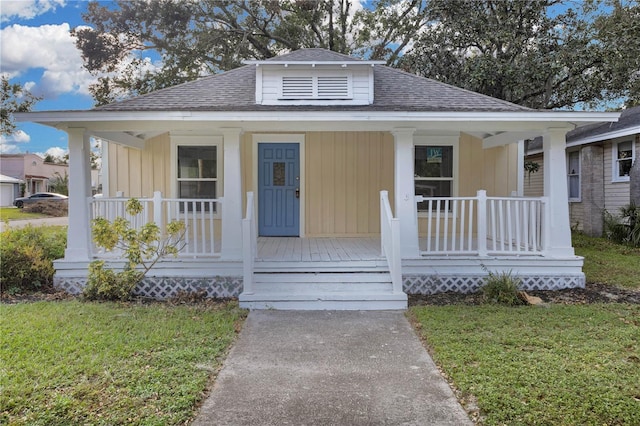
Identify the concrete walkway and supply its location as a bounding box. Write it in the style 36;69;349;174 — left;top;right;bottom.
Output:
193;311;472;426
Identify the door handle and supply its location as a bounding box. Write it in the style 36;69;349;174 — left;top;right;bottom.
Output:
295;188;300;199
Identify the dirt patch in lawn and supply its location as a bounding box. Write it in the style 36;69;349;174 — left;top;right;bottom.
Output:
409;282;640;306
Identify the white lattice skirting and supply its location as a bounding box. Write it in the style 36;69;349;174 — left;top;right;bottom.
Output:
54;276;243;299
403;274;585;295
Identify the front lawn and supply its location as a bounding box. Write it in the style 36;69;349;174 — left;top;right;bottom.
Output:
410;304;640;425
573;232;640;289
0;207;46;221
0;300;247;425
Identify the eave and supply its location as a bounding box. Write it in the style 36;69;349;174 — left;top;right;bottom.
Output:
566;125;640;148
16;109;620;126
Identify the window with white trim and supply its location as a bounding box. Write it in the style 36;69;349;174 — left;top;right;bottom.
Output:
567;150;580;201
415;144;454;211
613;139;634;182
177;145;218;212
280;74;352;100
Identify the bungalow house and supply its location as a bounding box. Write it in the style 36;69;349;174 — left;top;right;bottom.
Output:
524;105;639;236
17;49;619;310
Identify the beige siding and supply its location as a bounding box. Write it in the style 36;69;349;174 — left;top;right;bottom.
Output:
305;131;394;236
523;153;544;197
110;131;521;238
107;133;171;197
458;133;519;197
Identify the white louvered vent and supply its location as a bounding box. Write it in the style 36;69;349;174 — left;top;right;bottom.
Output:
317;76;349;98
282;76;314;98
280;74;352;100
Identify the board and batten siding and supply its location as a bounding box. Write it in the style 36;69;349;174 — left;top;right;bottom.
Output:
260;66;372;105
107;133;171;198
305;131;394;236
108;131;520;238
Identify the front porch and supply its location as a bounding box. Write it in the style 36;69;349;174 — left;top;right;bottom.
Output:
53;188;584;309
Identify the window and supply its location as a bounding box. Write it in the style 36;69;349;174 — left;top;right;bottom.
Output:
567;150;580;201
613;139;634;182
280;74;351;100
415;145;454;211
177;145;218;212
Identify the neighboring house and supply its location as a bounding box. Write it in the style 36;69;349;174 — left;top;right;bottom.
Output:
524;105;639;237
0;174;22;207
0;153;102;196
0;153;68;195
18;49;619;310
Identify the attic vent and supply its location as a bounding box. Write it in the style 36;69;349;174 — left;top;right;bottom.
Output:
280;74;352;100
317;76;349;98
282;76;314;98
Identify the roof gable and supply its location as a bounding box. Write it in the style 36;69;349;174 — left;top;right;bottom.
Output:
94;48;531;113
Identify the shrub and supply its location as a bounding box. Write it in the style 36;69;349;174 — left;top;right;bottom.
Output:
23;201;68;217
82;261;142;301
604;203;640;247
83;198;185;301
481;270;527;306
0;225;67;294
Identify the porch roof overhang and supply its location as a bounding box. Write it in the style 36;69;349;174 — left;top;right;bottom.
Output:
17;109;620;148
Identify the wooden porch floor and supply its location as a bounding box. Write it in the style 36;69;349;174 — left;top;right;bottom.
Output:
257;237;383;262
254;236;541;262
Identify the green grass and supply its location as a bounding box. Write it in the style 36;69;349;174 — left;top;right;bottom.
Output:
573;232;640;289
0;300;247;425
410;304;640;425
0;207;46;221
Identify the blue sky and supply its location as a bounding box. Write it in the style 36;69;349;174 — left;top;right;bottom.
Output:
1;0;116;158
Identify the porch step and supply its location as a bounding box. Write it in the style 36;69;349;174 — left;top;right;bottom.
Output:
239;271;407;311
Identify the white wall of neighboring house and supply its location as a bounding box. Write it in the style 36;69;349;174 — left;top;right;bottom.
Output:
0;175;22;206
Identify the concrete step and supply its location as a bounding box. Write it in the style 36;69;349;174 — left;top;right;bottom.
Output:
240;271;407;310
253;272;392;293
239;292;408;311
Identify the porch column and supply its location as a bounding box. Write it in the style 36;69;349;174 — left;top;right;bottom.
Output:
543;128;574;257
64;128;92;261
392;128;420;258
221;128;244;259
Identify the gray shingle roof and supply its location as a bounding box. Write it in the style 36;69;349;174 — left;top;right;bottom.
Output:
263;48;364;62
95;48;531;113
566;105;640;143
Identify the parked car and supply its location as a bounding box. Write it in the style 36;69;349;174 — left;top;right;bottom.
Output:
13;192;68;208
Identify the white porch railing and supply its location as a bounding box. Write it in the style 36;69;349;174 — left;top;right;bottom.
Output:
89;191;222;258
380;191;403;294
416;190;549;256
242;192;256;294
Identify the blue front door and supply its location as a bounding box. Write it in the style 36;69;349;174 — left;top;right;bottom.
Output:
258;143;300;236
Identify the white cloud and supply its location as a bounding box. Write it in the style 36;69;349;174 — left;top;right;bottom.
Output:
0;0;66;21
0;130;31;153
42;146;67;159
0;23;96;97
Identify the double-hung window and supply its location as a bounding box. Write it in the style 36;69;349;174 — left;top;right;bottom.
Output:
567;150;580;201
415;144;455;211
177;145;218;212
613;139;634;182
